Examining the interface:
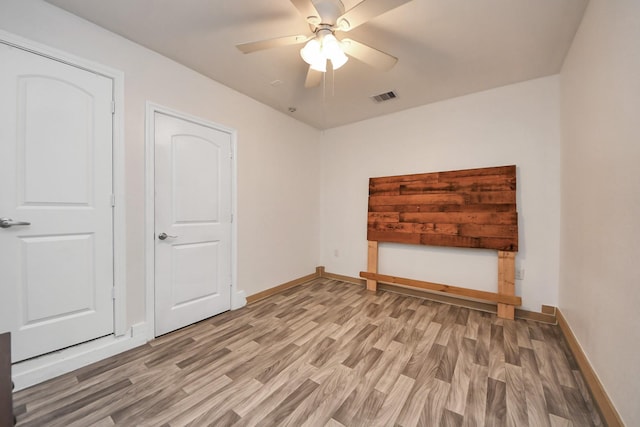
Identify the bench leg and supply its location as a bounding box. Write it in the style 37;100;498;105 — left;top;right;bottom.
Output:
366;241;378;291
497;251;516;320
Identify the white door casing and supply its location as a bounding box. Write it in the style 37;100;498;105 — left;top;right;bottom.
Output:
154;112;233;336
0;43;115;362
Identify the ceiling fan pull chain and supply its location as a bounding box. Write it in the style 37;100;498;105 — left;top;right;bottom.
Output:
322;72;327;128
331;66;335;97
323;70;326;100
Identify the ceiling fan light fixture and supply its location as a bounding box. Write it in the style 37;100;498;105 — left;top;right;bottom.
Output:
330;49;348;69
321;34;340;57
300;31;349;72
310;57;327;72
300;38;321;65
302;44;326;72
321;33;349;69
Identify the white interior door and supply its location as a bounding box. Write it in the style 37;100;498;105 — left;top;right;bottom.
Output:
154;112;232;336
0;44;115;362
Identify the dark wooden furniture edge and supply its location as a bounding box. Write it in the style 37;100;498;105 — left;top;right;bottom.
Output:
0;332;12;427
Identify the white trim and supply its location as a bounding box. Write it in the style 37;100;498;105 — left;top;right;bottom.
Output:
145;102;243;340
111;58;127;337
230;142;246;309
12;323;148;391
230;134;246;309
0;29;129;383
145;104;156;340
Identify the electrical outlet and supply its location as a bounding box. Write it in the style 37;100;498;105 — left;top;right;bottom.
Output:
515;266;525;280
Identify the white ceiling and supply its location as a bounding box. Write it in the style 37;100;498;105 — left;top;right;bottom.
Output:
45;0;588;129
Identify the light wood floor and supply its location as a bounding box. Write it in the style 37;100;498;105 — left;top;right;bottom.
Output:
13;278;602;426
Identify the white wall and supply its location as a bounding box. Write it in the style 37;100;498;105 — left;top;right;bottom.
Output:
0;0;322;326
320;76;562;312
559;0;640;424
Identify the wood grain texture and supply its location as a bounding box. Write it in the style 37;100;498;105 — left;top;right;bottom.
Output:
497;250;516;319
14;279;601;426
366;241;378;291
360;272;522;305
367;165;518;251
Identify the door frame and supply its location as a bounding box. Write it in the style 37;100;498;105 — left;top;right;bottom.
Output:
144;102;241;340
0;29;127;338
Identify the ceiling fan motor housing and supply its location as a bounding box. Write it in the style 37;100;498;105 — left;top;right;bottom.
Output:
310;0;345;26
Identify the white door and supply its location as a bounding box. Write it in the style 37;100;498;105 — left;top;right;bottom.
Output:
0;44;114;362
154;112;232;336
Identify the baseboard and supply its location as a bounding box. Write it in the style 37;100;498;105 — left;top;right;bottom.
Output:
245;267;324;304
556;309;624;426
12;322;148;391
322;270;556;324
322;270;365;286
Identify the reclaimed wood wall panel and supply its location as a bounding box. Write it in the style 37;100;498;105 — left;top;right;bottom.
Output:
367;166;518;251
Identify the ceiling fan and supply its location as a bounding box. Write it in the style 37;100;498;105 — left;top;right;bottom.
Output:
236;0;412;88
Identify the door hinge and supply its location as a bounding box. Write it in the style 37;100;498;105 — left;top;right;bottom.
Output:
230;213;234;223
111;287;116;300
111;101;116;114
111;194;116;207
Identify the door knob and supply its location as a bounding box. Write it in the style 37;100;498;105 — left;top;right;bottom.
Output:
158;232;177;240
0;217;31;229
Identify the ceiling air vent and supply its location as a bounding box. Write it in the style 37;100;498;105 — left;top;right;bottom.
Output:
371;91;398;103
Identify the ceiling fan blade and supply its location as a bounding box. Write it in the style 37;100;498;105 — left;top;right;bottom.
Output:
236;35;309;54
341;38;398;71
305;66;323;88
290;0;320;20
337;0;412;31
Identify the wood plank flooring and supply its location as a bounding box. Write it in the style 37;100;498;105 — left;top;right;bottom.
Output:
13;279;603;426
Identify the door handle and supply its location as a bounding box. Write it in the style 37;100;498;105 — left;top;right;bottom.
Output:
0;217;31;229
158;232;178;240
